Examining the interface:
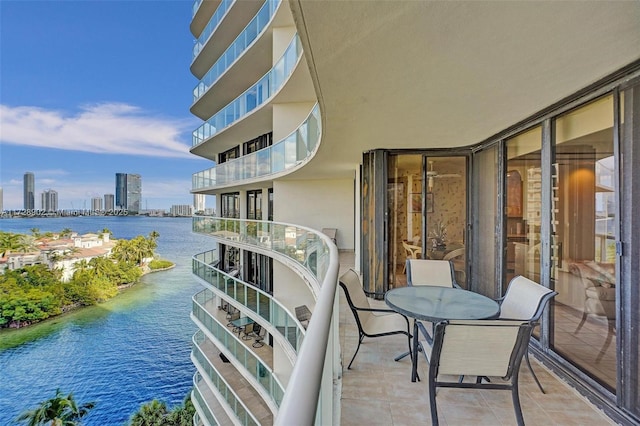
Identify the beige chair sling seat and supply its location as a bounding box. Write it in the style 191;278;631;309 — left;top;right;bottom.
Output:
406;259;458;288
421;319;534;426
339;268;413;369
497;275;557;393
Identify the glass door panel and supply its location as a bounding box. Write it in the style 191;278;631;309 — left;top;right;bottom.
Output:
505;127;542;291
550;95;617;391
387;154;423;288
425;156;467;287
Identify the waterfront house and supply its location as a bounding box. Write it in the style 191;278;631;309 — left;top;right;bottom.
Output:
188;1;640;424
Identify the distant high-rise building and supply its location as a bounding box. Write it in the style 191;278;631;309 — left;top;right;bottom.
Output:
104;194;114;211
194;194;205;212
91;197;103;211
23;172;35;210
170;204;193;217
115;173;142;214
41;189;58;212
0;187;3;212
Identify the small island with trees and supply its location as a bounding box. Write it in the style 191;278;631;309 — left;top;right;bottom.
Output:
0;228;174;329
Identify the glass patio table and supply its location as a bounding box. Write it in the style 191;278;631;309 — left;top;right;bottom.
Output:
385;286;500;381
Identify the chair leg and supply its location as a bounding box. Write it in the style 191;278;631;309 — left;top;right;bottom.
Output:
428;377;439;426
525;350;545;394
596;320;615;363
511;381;525;426
347;334;364;369
574;311;588;333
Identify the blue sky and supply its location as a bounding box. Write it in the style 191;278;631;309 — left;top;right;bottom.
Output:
0;0;214;211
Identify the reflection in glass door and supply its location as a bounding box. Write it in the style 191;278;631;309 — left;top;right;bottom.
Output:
550;95;617;391
424;157;467;287
387;154;423;288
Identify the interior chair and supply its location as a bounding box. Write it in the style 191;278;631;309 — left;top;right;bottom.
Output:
295;305;312;329
402;241;423;274
442;247;466;286
339;268;413;369
570;262;616;363
497;275;557;393
422;319;534;426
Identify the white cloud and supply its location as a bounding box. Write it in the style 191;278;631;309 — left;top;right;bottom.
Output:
0;103;197;159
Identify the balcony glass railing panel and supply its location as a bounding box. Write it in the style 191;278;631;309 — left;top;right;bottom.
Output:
192;0;204;17
193;252;300;346
192;103;320;191
192;291;285;407
192;34;302;147
191;217;340;424
193;0;281;101
192;344;258;426
192;218;331;286
193;373;217;426
193;0;235;59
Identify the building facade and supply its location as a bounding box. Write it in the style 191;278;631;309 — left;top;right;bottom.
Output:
170;204;193;217
91;197;103;211
41;189;58;212
188;1;640;424
115;173;141;214
23;172;34;210
104;193;114;211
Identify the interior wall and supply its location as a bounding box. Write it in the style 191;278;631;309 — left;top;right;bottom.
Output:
273;178;355;250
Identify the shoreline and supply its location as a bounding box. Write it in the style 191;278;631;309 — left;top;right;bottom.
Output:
1;261;175;338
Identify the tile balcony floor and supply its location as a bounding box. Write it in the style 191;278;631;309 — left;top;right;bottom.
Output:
336;251;616;426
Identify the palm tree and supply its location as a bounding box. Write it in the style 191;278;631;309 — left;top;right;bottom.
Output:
148;231;160;242
60;228;73;238
30;228;41;238
15;388;95;425
128;399;168;426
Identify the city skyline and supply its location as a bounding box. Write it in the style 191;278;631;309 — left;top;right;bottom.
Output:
0;1;214;210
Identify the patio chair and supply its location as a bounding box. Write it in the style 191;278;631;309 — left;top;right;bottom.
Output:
322;228;337;245
406;259;458;288
339;268;413;369
295;305;312;329
241;322;255;340
227;310;240;328
423;319;534;426
252;324;266;348
406;258;458;346
497;275;557;393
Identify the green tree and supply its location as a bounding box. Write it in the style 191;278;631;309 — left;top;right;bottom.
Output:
128;399;168;426
60;228;73;238
15;388;95;426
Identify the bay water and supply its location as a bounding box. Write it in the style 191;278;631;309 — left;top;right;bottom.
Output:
0;216;212;425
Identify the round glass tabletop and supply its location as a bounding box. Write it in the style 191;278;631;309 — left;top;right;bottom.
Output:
385;286;499;322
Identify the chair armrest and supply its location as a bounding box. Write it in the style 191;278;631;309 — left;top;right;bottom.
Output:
363;289;387;298
353;306;400;315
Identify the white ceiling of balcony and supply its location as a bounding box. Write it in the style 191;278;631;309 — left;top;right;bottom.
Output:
286;0;640;180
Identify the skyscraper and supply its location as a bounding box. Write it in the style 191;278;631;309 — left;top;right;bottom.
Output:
115;173;142;214
104;194;115;211
194;194;205;212
23;172;35;210
41;189;58;212
91;197;103;211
